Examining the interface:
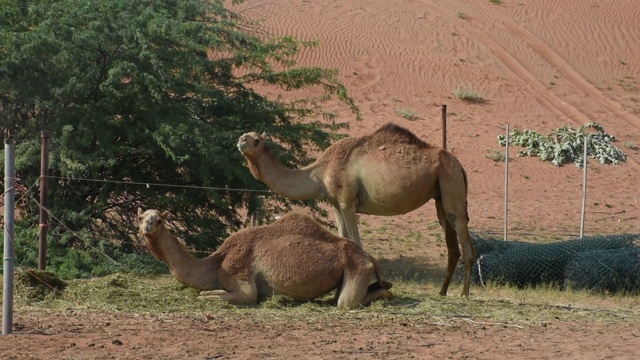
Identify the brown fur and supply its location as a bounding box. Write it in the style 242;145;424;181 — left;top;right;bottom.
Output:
237;122;476;297
137;208;392;308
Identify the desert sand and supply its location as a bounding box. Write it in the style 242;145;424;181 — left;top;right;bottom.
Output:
2;0;639;359
236;0;640;240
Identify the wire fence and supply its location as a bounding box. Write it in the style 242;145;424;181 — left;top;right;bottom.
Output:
2;167;639;296
2;172;637;266
2;175;272;270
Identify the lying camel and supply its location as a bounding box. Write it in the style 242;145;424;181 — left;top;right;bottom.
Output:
237;123;475;297
137;208;393;308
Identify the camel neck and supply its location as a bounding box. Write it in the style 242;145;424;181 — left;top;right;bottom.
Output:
153;227;220;290
250;150;326;200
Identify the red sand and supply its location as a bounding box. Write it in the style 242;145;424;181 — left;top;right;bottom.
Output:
2;1;639;358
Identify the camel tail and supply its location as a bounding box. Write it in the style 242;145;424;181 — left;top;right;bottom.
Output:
366;254;393;292
462;166;470;222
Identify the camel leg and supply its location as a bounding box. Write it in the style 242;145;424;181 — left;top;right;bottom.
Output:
363;288;393;305
333;205;349;239
363;275;393;304
436;199;461;296
339;205;362;247
336;264;374;309
197;282;259;305
453;219;474;297
438;202;475;297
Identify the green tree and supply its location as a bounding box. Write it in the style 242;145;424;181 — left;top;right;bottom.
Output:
0;0;358;273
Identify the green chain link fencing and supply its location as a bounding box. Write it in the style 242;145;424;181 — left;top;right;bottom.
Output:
463;234;640;294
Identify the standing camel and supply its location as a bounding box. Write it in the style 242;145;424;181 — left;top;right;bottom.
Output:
138;209;393;308
237;123;475;297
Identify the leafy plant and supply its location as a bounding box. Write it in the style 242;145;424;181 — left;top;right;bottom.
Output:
497;123;627;167
0;0;359;278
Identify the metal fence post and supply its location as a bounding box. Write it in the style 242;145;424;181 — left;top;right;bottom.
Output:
3;138;16;335
504;124;510;242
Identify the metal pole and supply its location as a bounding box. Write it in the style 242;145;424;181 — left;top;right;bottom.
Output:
580;135;588;238
3;138;16;335
504;124;510;242
441;105;447;149
39;131;49;270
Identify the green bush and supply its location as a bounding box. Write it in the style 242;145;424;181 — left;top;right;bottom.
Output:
9;221;167;280
497;123;626;167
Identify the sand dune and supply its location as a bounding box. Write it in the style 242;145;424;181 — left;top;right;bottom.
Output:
234;0;640;239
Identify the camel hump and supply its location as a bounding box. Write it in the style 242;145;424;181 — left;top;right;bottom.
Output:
368;123;432;148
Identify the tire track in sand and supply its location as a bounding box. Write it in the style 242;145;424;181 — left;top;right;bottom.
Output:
420;0;640;169
421;1;589;124
499;10;640;130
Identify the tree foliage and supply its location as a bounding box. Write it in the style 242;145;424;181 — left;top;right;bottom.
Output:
0;0;358;267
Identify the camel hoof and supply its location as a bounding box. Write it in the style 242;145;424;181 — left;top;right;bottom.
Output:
367;280;393;292
383;290;394;300
380;280;393;290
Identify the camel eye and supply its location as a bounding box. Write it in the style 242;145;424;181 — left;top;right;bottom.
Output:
254;138;260;146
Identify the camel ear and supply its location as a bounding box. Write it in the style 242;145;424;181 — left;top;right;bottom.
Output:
137;207;143;216
260;132;269;140
161;211;171;219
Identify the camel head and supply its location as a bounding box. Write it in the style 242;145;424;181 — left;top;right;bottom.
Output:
137;208;170;238
237;131;268;158
138;208;172;260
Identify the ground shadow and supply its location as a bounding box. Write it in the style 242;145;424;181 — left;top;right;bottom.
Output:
376;255;462;288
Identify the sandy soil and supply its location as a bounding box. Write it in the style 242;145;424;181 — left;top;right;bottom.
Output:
2;0;640;358
2;311;639;360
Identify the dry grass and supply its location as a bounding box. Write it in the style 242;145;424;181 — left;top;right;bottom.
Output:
6;223;639;327
453;86;485;103
7;257;640;326
8;265;639;328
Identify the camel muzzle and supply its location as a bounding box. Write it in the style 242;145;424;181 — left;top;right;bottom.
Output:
141;221;155;234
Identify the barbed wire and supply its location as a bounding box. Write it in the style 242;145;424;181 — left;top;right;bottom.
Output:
43;175;272;193
20;189;124;266
1;175;273;271
3;172;638;297
13;177;218;257
4;174;635;250
1;178;39;269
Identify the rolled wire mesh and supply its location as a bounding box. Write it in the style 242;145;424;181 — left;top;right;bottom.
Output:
564;247;640;294
468;234;640;294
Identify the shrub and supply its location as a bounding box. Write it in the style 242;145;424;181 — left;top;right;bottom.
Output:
453;86;485;103
497;123;627;167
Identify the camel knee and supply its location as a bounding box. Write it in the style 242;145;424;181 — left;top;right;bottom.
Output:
446;212;469;233
445;212;457;226
336;287;364;309
337;269;374;309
